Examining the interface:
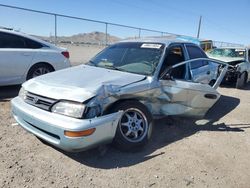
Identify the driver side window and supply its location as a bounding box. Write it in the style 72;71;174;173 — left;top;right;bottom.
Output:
160;46;186;79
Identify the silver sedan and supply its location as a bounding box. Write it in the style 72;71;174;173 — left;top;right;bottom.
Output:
11;38;228;152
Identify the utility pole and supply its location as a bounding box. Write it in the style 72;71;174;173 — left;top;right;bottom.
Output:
197;15;202;39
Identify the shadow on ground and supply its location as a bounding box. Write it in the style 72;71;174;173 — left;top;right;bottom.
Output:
61;95;250;169
0;85;21;101
220;82;250;90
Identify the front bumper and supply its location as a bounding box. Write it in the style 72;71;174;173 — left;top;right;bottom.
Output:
11;97;122;152
223;69;240;83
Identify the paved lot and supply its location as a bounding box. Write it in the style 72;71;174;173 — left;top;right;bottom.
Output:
0;84;250;188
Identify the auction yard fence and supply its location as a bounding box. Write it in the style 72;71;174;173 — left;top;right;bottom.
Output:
0;3;244;48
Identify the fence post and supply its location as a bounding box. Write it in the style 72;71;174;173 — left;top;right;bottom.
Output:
105;23;108;46
54;14;57;45
138;28;141;38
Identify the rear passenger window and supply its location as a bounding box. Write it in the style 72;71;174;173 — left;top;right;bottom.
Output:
186;45;206;59
0;32;25;48
0;32;44;49
186;45;207;69
25;38;43;49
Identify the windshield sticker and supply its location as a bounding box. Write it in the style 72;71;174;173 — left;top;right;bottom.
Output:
141;43;162;49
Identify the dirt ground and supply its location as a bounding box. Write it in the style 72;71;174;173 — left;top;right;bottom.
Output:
0;83;250;188
60;44;104;65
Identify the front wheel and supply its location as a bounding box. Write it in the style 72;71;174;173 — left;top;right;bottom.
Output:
236;72;247;89
112;101;153;151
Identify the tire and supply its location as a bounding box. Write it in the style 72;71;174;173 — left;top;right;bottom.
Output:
27;63;54;80
111;100;153;151
236;72;247;89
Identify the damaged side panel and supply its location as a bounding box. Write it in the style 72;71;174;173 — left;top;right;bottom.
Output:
87;58;228;119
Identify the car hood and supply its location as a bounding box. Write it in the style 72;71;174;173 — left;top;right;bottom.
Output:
207;55;244;63
23;65;146;102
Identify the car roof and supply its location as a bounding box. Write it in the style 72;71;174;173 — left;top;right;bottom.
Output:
119;37;198;47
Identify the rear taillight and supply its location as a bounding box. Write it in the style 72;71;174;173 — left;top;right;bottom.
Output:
61;51;70;59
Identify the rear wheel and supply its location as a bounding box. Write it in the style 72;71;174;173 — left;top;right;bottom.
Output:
112;101;153;151
27;63;54;80
236;72;247;89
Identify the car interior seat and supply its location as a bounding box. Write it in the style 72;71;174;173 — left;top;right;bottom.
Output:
162;52;186;79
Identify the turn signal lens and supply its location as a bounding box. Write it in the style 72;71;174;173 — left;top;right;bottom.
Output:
64;128;96;137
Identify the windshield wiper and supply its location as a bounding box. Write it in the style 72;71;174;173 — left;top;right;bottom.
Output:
102;64;125;71
87;60;96;66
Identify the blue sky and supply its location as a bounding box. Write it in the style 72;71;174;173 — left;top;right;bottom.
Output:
0;0;249;45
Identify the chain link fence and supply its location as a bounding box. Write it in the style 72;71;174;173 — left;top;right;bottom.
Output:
0;4;244;65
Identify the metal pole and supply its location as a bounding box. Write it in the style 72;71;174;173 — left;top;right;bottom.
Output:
197;15;202;39
138;28;141;38
54;14;57;44
105;23;108;46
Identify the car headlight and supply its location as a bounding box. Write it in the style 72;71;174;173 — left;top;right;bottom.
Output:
18;87;27;101
51;101;86;119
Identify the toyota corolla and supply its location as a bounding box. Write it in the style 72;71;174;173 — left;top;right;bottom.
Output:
11;38;228;152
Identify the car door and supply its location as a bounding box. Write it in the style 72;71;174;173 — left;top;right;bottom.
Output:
158;56;228;118
0;32;35;85
185;44;215;84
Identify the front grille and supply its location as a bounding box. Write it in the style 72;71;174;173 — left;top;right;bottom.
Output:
24;92;57;111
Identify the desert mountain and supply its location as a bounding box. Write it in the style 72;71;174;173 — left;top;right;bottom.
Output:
36;31;121;45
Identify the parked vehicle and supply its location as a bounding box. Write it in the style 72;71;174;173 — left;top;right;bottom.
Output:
11;38;228;152
207;47;250;88
200;40;213;51
0;29;71;86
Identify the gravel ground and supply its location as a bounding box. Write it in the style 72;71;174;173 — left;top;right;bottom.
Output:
60;44;104;65
0;84;250;188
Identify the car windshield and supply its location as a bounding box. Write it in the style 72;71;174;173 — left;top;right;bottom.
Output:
88;42;165;76
207;48;245;58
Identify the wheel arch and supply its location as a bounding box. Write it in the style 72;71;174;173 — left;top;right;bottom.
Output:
26;62;55;80
239;70;248;80
107;98;153;151
244;71;249;82
104;98;151;116
29;62;55;71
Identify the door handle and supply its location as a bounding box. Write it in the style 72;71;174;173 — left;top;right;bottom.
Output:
204;93;217;99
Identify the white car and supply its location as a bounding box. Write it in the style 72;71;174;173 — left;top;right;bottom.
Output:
0;28;71;86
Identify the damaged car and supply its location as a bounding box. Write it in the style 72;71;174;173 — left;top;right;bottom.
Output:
11;39;228;152
207;47;250;88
